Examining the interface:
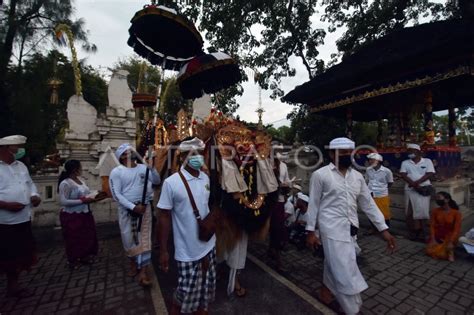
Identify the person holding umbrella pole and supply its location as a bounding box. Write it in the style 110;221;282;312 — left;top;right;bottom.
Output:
109;143;161;287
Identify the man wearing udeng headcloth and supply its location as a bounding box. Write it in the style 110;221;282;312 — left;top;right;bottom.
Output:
0;135;41;297
157;137;217;315
306;137;396;314
109;143;161;287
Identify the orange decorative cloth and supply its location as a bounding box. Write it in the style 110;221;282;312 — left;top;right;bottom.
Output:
373;196;391;220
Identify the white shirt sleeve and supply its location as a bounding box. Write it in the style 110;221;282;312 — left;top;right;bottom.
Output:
59;180;83;207
149;167;161;185
386;168;394;183
400;160;408;174
109;169;136;210
280;162;290;184
425;158;435;173
23;164;39;197
157;180;173;210
357;178;388;232
306;171;322;232
284;200;294;215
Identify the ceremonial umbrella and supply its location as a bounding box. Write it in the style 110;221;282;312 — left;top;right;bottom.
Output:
127;2;203;207
127;4;203;70
177;52;242;99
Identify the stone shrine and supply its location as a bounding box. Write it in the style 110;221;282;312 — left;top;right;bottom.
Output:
32;70;136;226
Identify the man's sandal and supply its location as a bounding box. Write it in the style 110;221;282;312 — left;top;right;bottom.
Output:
234;285;246;297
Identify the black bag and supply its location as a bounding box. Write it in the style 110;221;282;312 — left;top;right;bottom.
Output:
415;185;435;197
350;225;359;236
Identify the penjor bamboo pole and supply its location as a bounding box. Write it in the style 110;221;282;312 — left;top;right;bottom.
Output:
141;58;167;206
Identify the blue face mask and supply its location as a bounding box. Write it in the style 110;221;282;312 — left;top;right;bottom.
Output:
13;148;26;160
188;155;204;170
408;153;416;159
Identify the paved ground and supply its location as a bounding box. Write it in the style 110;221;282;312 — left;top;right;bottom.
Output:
0;225;156;314
153;252;324;315
1;223;474;314
249;228;474;315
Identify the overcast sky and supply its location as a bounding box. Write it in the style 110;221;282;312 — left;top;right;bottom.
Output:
71;0;344;127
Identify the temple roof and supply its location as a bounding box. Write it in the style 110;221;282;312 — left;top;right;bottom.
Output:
282;18;474;121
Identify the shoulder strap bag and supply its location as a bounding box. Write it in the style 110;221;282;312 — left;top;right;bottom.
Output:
178;171;216;242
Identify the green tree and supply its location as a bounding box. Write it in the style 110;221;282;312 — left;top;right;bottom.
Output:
0;0;95;136
113;57;192;125
6;50;107;165
287;105;346;147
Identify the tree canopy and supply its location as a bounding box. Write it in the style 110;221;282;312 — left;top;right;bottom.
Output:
5;50;107;165
0;0;95;136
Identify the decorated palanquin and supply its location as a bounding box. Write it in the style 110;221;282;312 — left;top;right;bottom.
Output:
152;109;279;251
283;17;474;180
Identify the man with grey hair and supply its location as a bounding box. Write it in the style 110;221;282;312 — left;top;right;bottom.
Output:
306;137;396;315
0;135;41;297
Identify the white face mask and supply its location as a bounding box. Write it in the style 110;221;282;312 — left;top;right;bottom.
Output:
408;153;417;159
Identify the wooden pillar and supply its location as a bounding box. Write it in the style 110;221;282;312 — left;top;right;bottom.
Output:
449;105;457;147
395;112;402;147
423;90;435;145
388;113;397;147
346;108;353;139
400;112;411;147
376;118;384;149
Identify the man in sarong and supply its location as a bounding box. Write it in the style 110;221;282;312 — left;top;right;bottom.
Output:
365;153;394;233
306;137;396;315
157;137;217;315
109;143;160;287
0;135;41;297
400;143;435;241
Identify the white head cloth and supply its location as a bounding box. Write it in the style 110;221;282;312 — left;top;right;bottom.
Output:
407;143;421;151
329;137;355;150
115;143;133;160
0;135;27;146
298;194;309;203
179;137;205;152
367;153;383;162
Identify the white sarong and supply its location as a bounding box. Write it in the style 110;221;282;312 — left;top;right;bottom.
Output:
405;189;430;219
221;233;248;296
321;235;368;315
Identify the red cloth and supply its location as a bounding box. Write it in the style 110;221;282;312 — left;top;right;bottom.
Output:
0;221;38;273
60;211;98;263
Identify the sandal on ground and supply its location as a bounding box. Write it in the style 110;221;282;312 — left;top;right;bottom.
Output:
234;285;246;297
316;289;335;306
138;277;152;288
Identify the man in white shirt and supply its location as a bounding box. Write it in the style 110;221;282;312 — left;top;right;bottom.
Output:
0;135;41;297
399;143;435;241
157;137;216;315
109;143;161;287
306;137;396;315
365;153;394;229
288;194;310;249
